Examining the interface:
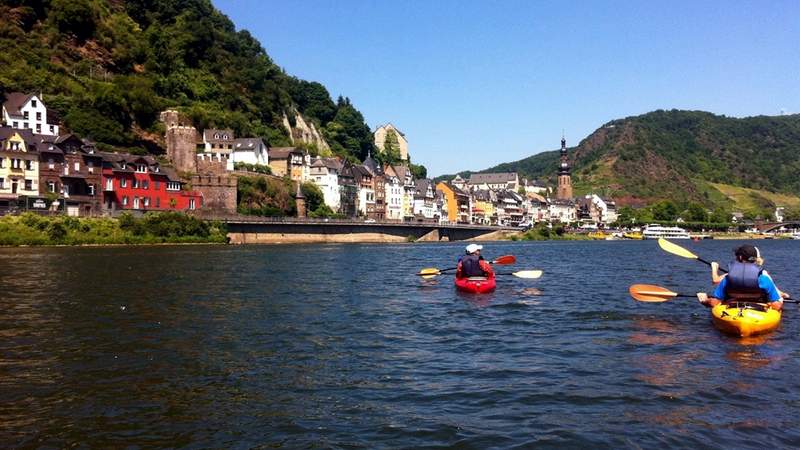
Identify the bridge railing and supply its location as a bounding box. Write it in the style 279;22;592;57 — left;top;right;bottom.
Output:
200;214;516;230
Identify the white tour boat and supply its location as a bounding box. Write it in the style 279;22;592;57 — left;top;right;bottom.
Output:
642;224;691;240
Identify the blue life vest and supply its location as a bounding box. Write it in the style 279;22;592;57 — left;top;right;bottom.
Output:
461;254;486;277
725;261;765;301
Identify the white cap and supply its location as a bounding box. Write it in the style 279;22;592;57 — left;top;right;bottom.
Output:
465;244;483;254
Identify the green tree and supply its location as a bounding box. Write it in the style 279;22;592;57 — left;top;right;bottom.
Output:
683;203;708;222
651;200;679;221
50;0;97;42
301;181;325;212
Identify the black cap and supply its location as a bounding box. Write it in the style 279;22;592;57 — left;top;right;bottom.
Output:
734;244;760;262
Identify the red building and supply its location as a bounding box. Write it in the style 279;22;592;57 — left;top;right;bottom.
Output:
100;152;203;213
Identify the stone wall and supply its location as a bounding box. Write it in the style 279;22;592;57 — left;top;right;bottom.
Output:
192;175;237;214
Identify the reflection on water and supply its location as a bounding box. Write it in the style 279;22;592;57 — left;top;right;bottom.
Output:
1;240;800;448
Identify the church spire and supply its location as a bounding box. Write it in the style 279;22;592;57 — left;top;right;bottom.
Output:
556;133;572;200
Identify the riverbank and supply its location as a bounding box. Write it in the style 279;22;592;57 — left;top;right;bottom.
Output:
0;213;227;246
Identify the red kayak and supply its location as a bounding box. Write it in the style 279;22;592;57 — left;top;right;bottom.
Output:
455;276;496;294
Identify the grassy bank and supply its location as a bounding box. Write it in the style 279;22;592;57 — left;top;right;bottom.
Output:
0;212;228;246
509;225;592;241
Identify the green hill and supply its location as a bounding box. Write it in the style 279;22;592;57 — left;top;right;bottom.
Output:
0;0;374;161
442;110;800;216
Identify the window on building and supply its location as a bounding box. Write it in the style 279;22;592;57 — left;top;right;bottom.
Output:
122;196;128;206
36;112;41;120
12;121;18;128
120;178;127;188
36;124;41;133
23;111;29;119
49;125;54;134
143;197;150;207
167;182;180;191
25;160;32;170
0;178;4;188
190;198;196;210
31;100;37;108
24;179;32;191
12;159;21;169
74;162;79;171
47;181;55;193
133;197;140;209
142;180;149;190
48;158;54;169
136;164;147;173
89;184;95;196
23;122;29;129
0;158;4;168
105;178;113;190
87;161;94;173
132;179;139;188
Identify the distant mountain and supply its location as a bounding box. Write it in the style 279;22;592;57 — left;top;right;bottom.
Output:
440;110;800;210
0;0;375;161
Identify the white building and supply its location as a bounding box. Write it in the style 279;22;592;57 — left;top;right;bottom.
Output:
467;172;519;191
227;138;269;170
384;169;403;220
309;157;342;212
201;129;234;159
412;179;438;220
584;194;618;224
2;93;59;136
549;199;576;223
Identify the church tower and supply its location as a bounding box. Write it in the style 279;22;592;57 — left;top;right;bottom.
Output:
556;134;573;200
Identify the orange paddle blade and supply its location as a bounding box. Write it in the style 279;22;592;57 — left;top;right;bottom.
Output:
492;255;516;265
629;284;679;302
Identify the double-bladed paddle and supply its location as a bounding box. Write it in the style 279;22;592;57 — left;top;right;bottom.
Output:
417;254;516;278
496;270;543;279
629;283;798;304
657;238;727;273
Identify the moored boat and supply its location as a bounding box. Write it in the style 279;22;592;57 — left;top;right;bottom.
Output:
622;231;643;240
455;276;496;294
642;224;690;240
711;302;781;337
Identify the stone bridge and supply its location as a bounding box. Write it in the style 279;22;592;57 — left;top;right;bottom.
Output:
205;216;521;244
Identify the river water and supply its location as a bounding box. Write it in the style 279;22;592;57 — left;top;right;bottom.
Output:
2;240;800;449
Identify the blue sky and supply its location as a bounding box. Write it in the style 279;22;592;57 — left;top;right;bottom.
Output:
212;0;800;177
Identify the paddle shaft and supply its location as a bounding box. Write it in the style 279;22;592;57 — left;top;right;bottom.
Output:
697;257;728;274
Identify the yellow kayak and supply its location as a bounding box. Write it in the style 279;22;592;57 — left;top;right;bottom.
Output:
711;302;781;337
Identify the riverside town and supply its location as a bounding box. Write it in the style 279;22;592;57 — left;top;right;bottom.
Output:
4;2;800;448
1;92;605;229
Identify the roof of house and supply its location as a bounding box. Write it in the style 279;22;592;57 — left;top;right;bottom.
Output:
203;129;234;142
376;123;406;137
268;147;302;159
233;138;266;150
2;93;35;116
0;127;37;152
363;155;380;174
468;172;518;184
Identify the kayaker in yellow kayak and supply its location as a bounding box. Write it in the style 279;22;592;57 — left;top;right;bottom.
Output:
698;245;785;310
456;244;495;279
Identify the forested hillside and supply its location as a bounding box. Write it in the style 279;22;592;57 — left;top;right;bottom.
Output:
0;0;375;161
442;110;800;216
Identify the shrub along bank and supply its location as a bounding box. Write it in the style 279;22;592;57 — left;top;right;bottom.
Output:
0;212;227;246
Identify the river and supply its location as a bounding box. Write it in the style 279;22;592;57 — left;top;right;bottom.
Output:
2;240;800;448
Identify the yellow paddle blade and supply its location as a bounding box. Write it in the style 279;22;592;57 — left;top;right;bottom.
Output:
629;284;678;302
417;268;441;277
658;237;698;260
511;270;543;279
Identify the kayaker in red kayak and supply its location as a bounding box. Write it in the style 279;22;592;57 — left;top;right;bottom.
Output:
698;244;784;310
456;244;495;279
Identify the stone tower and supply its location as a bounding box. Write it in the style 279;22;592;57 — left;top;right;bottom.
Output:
294;181;307;218
556;134;573;200
161;110;197;174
